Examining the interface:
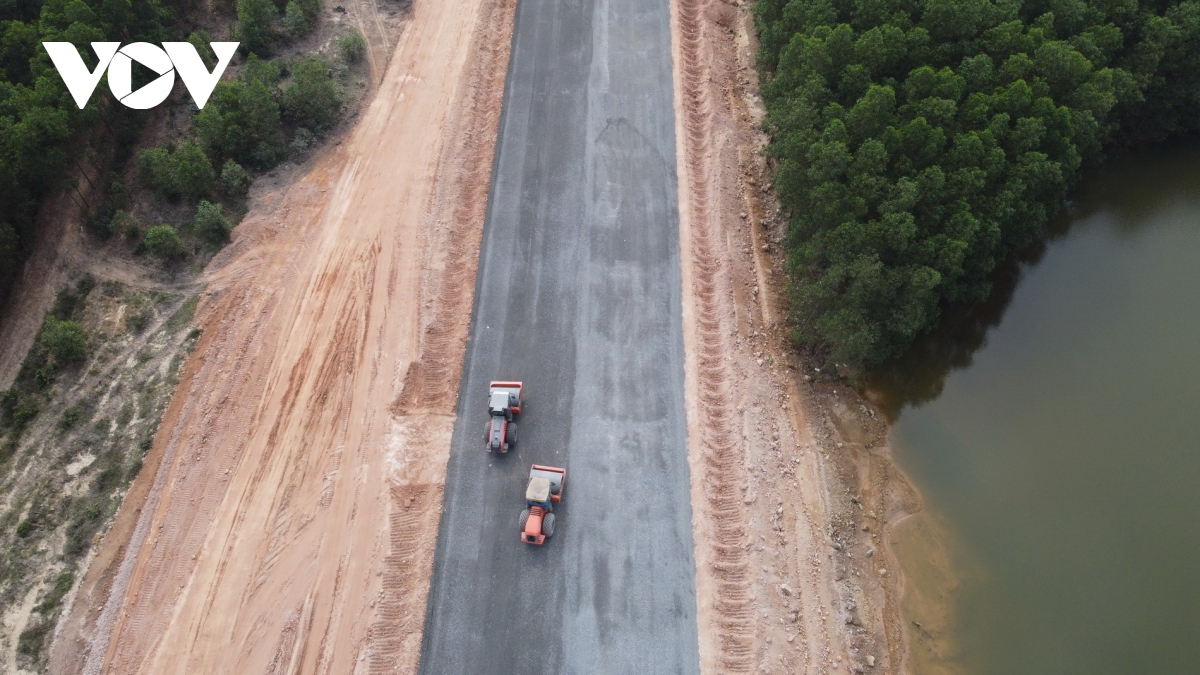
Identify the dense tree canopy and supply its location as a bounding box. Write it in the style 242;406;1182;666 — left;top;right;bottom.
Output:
755;0;1200;369
0;0;176;300
0;0;356;312
280;55;341;131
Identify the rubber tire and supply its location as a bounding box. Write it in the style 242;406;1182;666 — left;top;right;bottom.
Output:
505;421;518;446
542;513;555;538
519;508;530;529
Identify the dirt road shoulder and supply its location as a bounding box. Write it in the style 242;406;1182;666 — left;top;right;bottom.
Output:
670;0;919;672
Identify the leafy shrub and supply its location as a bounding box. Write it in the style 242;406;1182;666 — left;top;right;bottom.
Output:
197;76;287;169
193;200;232;243
51;276;94;321
0;389;16;418
284;0;314;37
107;210;140;238
38;573;75;613
220;159;253;197
138;147;178;199
244;54;286;85
237;0;279;54
171;140;216;202
143;225;184;259
40;318;88;365
281;56;344;132
109;177;129;210
16;619;49;661
338;29;367;63
64;503;104;556
298;0;321;21
12;400;39;427
140;143;216;202
187;30;217;68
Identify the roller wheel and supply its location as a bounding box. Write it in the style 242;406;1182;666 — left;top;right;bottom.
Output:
519;508;530;530
505;422;518;446
542;513;556;538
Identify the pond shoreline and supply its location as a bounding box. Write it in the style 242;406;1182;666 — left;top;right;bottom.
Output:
867;139;1200;675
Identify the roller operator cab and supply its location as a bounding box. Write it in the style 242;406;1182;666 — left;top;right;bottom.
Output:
484;381;522;453
520;465;565;545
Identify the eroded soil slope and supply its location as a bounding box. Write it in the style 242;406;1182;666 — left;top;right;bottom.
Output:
47;0;515;671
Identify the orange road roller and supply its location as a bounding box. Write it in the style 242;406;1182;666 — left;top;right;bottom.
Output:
484;381;523;453
520;464;565;545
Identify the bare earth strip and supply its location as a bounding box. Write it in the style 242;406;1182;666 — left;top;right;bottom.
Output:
46;0;516;671
671;0;915;673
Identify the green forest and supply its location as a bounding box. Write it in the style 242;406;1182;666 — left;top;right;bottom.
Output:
0;0;355;307
0;0;175;298
755;0;1200;369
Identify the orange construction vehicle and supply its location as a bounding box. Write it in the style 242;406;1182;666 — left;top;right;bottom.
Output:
520;464;565;545
484;381;523;453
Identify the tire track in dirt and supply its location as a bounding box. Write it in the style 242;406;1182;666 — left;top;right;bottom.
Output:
671;0;754;669
670;0;869;673
366;1;516;669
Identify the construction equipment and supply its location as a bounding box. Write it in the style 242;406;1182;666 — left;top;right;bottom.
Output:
484;381;523;453
520;464;564;545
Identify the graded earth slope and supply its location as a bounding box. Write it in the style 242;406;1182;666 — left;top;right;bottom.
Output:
417;0;701;671
46;0;517;671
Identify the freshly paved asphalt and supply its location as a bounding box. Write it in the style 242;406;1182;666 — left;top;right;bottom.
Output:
417;0;699;672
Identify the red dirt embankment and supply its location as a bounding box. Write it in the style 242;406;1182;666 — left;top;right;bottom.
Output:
671;0;918;673
47;0;516;671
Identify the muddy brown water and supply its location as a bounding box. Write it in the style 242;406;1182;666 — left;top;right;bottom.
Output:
870;141;1200;675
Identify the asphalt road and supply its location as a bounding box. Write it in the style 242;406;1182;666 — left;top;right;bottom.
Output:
417;0;699;671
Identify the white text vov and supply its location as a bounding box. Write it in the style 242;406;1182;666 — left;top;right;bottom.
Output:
42;42;239;110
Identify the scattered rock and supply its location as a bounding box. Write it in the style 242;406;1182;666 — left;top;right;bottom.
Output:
866;548;874;557
779;583;793;597
867;655;875;667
